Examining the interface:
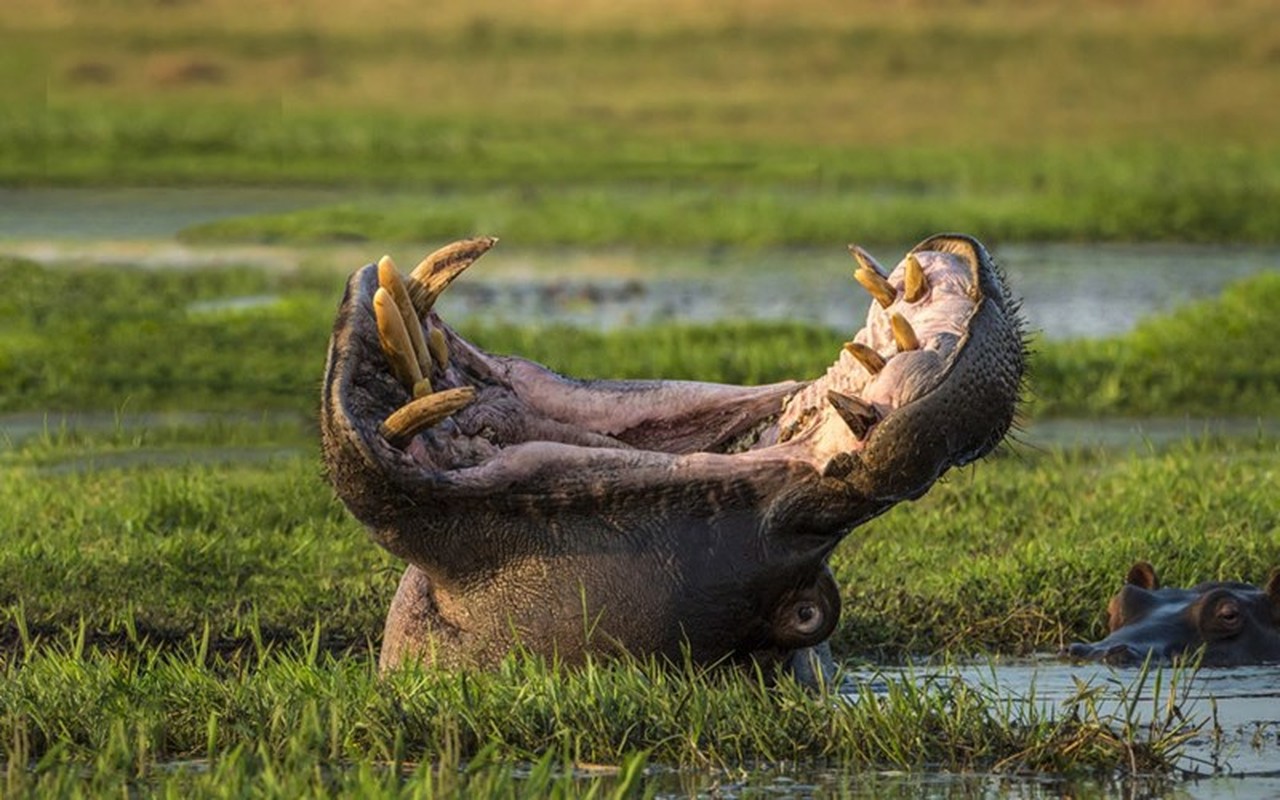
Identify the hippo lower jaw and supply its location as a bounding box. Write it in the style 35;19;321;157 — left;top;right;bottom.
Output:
321;234;1025;680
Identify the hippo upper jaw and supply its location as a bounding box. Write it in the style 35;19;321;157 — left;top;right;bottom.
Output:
320;234;1025;673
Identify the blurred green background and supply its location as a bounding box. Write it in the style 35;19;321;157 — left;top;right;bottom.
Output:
3;0;1278;245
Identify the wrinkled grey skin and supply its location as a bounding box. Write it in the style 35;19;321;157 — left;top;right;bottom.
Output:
320;233;1026;684
1066;561;1280;666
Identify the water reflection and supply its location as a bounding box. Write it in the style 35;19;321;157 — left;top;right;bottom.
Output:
0;186;1276;341
845;660;1280;795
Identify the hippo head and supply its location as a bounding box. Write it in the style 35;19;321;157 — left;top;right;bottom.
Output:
1067;561;1280;667
320;234;1026;682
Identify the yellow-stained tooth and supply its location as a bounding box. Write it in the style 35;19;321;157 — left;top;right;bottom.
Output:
373;287;424;391
827;389;879;439
428;327;449;370
380;386;477;447
848;245;889;277
406;236;499;317
890;312;920;352
842;341;886;375
854;267;896;309
378;255;432;377
903;253;928;303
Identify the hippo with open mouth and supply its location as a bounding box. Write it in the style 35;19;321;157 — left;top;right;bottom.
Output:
1066;561;1280;666
320;233;1026;683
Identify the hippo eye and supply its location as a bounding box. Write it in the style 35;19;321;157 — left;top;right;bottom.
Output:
1203;596;1245;638
792;602;823;634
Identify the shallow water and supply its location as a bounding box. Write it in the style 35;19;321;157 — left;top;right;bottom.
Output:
835;660;1280;799
2;188;1278;340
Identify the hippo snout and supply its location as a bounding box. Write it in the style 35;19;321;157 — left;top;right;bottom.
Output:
1064;641;1151;666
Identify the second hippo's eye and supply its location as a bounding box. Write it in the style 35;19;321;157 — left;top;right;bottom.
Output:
1202;596;1245;639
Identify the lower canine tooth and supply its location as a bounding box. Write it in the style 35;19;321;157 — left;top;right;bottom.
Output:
842;341;886;375
406;237;498;317
826;390;880;439
378;256;432;377
890;313;920;351
374;287;425;391
849;245;889;278
380;386;477;447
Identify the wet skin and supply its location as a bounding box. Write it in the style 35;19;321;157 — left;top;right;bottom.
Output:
1067;561;1280;666
320;233;1026;683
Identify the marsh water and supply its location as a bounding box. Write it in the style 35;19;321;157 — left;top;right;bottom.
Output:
4;188;1279;797
2;188;1278;341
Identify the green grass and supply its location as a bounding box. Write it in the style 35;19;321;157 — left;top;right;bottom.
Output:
1;632;1200;795
1;428;1259;789
174;148;1280;246
4;1;1280;244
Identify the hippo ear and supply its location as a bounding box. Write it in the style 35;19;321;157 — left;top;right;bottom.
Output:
1126;561;1159;590
1266;568;1280;617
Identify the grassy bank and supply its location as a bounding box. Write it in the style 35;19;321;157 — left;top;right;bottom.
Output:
2;430;1254;789
4;1;1280;244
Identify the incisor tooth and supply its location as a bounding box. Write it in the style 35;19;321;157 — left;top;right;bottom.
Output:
842;341;886;375
378;255;432;377
854;268;897;309
406;236;498;317
903;253;928;303
890;312;920;352
428;327;449;370
380;387;477;447
374;287;425;392
826;389;880;440
848;245;889;278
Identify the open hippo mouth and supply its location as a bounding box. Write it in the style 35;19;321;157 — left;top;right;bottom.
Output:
321;233;1025;680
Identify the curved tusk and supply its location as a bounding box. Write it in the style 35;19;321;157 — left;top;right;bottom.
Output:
378;256;432;377
373;287;426;392
848;244;889;278
380;387;477;448
406;237;498;316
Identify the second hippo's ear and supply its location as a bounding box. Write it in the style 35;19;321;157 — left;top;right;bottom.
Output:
1266;568;1280;620
1126;561;1159;590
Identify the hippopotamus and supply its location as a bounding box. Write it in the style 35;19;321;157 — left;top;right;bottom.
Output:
320;233;1025;683
1066;561;1280;666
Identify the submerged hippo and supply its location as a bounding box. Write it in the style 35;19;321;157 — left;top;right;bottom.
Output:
1066;561;1280;666
320;233;1025;683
